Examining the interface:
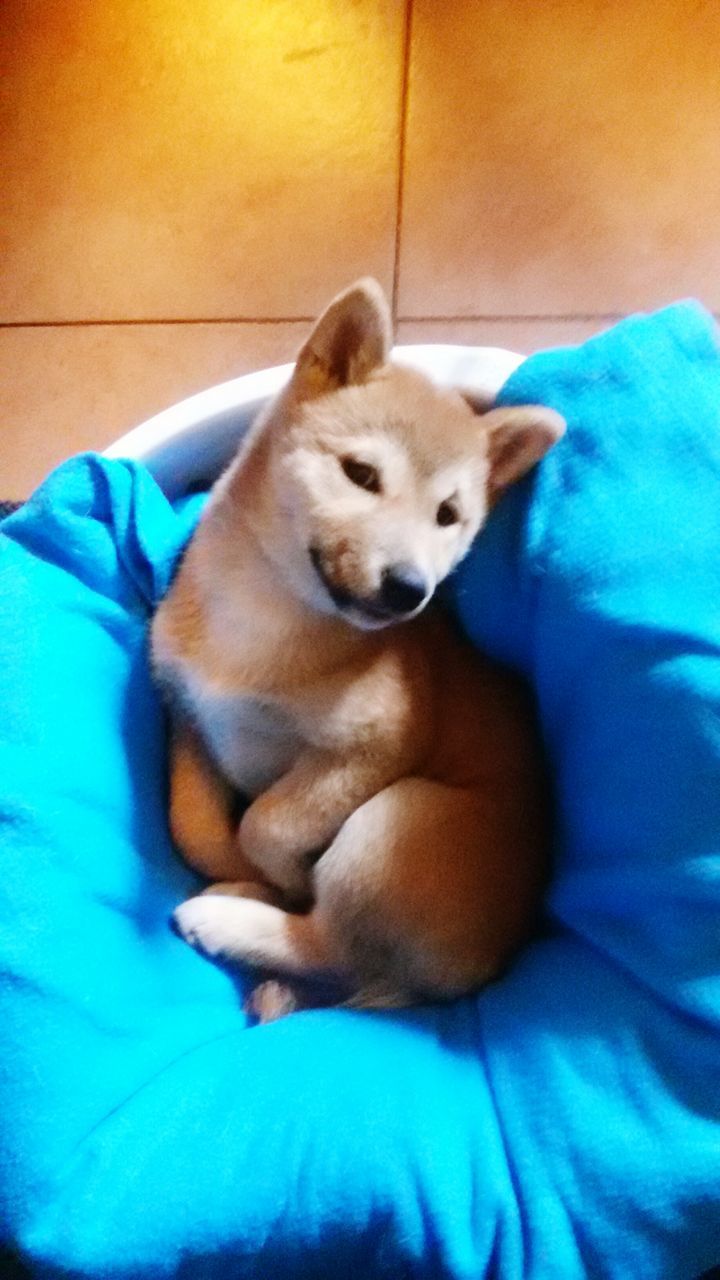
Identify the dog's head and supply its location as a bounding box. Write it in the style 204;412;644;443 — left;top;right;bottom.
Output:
254;279;564;629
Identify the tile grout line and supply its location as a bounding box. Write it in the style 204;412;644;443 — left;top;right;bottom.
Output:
391;0;414;326
401;313;628;324
0;317;317;329
3;312;717;331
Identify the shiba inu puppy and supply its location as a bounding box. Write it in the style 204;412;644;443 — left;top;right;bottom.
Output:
153;279;564;1009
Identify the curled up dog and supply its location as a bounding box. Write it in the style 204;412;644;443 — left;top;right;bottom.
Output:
152;279;565;1014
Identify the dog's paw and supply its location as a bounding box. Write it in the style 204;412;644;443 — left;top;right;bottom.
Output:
172;894;244;960
245;980;299;1024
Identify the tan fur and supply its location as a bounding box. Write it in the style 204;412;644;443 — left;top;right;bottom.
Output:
155;279;565;1009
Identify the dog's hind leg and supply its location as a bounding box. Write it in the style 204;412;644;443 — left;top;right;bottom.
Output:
313;776;546;1001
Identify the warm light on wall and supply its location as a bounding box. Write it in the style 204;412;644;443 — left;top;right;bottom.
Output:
2;0;403;319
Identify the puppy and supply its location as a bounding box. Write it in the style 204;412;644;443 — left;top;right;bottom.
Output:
153;279;564;1010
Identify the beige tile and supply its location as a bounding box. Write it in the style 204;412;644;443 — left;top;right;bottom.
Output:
1;1;405;323
397;317;610;356
0;322;306;498
399;0;720;317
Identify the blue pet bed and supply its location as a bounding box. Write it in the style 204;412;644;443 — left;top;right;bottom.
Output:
1;303;719;1278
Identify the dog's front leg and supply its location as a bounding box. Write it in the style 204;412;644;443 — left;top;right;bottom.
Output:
169;721;267;885
238;747;399;902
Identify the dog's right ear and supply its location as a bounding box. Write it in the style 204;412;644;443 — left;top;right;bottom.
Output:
290;278;392;401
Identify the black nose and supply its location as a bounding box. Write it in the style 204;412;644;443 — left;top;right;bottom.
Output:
380;565;429;615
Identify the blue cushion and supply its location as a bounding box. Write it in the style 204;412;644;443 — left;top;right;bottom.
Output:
1;303;719;1278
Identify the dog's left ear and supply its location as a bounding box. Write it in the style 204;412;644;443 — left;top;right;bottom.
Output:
481;405;566;494
290;278;392;401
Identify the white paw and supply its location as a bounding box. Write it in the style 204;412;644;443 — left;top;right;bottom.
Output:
172;894;245;959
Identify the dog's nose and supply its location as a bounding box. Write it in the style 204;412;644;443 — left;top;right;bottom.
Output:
380;565;429;615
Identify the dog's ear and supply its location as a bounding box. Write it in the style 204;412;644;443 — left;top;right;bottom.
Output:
481;405;565;494
290;278;392;400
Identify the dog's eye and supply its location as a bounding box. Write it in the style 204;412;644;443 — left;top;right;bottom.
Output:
436;500;459;527
341;457;381;493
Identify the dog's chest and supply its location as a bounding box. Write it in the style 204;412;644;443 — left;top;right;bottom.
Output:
184;669;301;797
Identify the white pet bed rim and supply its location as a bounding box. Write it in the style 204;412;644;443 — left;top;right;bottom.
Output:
105;343;524;500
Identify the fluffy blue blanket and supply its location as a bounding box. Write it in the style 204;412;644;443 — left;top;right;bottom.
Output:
1;303;718;1278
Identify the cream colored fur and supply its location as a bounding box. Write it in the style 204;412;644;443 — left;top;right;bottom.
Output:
153;279;564;1011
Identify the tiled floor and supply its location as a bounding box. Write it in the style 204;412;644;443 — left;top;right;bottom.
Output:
3;0;719;497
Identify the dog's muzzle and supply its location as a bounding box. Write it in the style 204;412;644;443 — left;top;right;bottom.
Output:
309;548;430;624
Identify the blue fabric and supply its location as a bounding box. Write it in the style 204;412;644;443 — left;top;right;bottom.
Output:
1;302;719;1279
